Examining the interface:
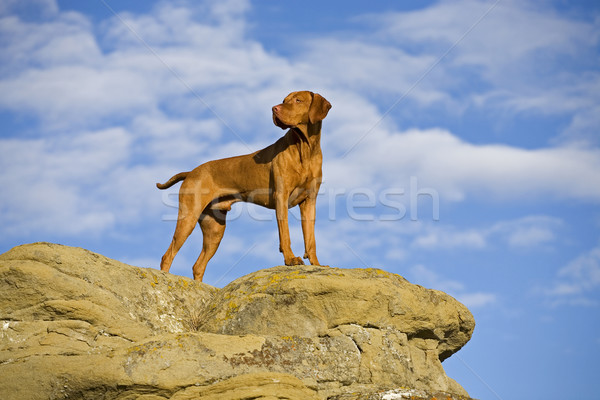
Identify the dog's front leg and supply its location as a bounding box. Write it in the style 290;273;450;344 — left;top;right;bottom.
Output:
299;195;322;266
275;191;304;266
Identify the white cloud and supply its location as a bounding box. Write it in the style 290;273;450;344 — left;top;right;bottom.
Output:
367;0;598;92
0;0;599;242
412;229;486;250
543;244;600;306
0;127;165;236
410;215;562;251
328;128;600;203
0;0;295;238
103;0;250;49
560;103;600;146
359;0;600;144
0;51;156;129
456;292;497;309
410;264;465;292
409;264;496;308
130;111;225;165
490;216;562;249
0;1;288;132
301;38;447;106
558;247;600;290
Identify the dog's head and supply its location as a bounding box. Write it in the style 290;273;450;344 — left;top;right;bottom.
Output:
272;91;331;131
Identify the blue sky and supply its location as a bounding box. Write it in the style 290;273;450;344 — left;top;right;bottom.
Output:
1;0;599;398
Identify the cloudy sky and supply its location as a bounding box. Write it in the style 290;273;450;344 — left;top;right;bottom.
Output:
1;0;599;398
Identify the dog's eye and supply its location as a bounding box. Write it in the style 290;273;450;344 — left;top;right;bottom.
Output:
295;98;302;103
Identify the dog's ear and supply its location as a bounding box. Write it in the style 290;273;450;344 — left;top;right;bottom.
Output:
308;93;332;124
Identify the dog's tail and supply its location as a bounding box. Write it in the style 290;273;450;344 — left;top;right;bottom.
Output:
156;172;189;189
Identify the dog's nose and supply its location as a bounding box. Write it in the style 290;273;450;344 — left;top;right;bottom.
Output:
272;105;281;114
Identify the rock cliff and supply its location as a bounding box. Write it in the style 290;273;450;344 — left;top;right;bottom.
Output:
0;243;475;399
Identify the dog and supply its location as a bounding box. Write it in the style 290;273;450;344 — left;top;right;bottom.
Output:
157;91;331;281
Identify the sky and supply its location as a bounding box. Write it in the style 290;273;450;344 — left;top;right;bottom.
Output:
1;0;599;398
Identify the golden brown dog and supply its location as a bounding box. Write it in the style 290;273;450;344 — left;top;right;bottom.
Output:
157;91;331;281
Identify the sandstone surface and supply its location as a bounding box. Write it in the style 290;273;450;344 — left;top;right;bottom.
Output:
0;242;476;399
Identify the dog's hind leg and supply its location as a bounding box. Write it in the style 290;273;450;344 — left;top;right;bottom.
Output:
192;208;227;281
160;184;209;276
160;218;196;275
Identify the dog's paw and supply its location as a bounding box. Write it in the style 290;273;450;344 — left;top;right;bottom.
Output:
285;256;305;266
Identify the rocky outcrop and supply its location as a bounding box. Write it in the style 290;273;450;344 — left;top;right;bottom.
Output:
0;243;475;400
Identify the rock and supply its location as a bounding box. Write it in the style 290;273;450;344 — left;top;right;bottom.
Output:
199;266;473;361
198;266;474;397
0;243;476;400
170;373;320;400
0;242;216;337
